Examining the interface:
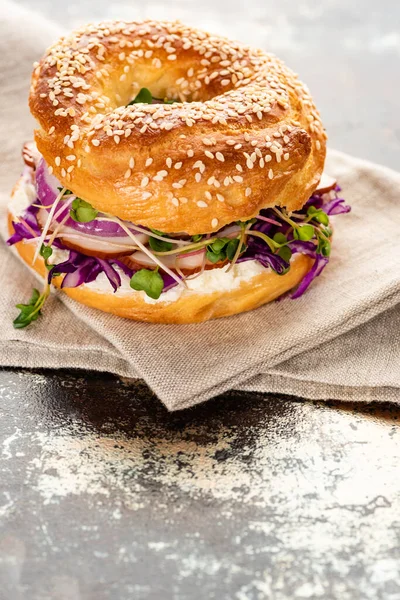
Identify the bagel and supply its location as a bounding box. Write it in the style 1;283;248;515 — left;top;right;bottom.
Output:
7;20;351;328
30;20;326;235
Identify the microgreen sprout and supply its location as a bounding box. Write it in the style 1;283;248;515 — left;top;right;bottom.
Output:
130;268;164;299
191;234;203;243
127;88;179;106
293;224;315;241
40;243;53;270
127;87;153;105
70;198;98;223
13;286;50;329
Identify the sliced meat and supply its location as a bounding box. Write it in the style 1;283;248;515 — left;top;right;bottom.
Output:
315;173;337;194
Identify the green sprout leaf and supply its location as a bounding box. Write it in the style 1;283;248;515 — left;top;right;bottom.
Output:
209;237;229;254
273;232;288;246
127;87;153;105
191;234;203;243
318;238;331;257
40;244;52;261
13;287;49;329
278;245;292;262
225;238;247;261
148;236;173;252
226;238;240;261
70;198;98;223
295;224;315;241
308;206;330;226
127;88;179;106
206;237;232;263
314;210;329;226
40;244;54;271
206;249;226;264
130;268;164;300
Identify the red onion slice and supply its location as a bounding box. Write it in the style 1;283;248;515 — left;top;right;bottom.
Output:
36;159;135;238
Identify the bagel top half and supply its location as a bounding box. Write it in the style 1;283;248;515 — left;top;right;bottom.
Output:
29;20;326;235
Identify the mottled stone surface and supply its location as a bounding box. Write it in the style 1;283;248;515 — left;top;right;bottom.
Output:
0;370;399;600
1;1;400;599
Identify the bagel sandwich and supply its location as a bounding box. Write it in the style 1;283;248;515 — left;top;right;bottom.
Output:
8;20;351;327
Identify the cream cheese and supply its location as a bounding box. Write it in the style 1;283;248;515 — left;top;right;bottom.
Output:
9;171;37;216
85;260;267;304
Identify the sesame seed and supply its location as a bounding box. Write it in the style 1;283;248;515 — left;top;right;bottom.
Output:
129;157;135;169
66;155;76;161
197;201;208;208
284;153;290;161
48;166;53;174
205;191;212;200
195;173;202;183
211;218;218;228
175;162;183;169
268;169;274;179
172;197;179;207
187;149;194;158
204;150;214;159
216;152;225;162
141;176;149;187
166;157;172;168
145;158;153;167
245;187;251;196
92;139;100;146
55;156;61;167
48;126;55;135
233;175;243;183
124;169;131;179
316;140;321;150
142;192;152;200
216;194;225;202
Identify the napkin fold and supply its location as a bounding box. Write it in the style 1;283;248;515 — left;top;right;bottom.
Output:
1;0;399;410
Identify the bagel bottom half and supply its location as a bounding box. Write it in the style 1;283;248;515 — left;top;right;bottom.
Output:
8;213;314;324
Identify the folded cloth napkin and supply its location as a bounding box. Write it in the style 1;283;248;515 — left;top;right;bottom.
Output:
0;1;399;410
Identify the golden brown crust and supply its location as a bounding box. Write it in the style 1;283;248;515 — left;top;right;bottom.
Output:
30;20;326;235
8;212;314;323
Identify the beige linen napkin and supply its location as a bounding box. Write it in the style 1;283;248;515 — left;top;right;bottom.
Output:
1;1;399;410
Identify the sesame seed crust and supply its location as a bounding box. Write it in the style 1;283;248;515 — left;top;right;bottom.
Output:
30;19;326;235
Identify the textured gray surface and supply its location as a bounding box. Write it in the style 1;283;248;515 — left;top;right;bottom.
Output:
1;1;400;599
1;370;399;600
